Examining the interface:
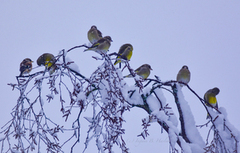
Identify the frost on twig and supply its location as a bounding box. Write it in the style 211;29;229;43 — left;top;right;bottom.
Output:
83;53;130;153
1;44;240;153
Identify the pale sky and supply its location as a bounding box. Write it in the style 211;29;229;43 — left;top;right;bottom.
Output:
0;1;240;152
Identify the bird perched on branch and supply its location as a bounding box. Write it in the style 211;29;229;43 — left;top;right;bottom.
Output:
176;65;191;87
19;58;33;76
204;87;220;119
87;25;102;44
204;87;220;109
37;53;56;75
124;64;152;79
114;43;133;66
84;36;113;53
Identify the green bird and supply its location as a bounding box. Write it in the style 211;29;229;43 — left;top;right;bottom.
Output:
87;25;102;44
204;87;220;119
84;36;113;53
176;65;191;87
114;43;133;65
204;87;220;109
124;64;152;79
37;53;56;75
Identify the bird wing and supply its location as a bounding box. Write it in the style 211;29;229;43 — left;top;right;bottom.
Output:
97;30;102;38
120;47;132;60
135;67;141;73
91;38;105;48
118;44;128;55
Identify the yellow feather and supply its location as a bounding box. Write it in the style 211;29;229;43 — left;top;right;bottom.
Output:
208;96;217;105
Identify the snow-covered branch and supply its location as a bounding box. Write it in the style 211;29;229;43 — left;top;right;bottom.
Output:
1;44;240;153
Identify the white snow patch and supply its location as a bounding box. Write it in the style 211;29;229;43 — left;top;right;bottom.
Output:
176;84;205;148
123;85;144;105
168;128;177;148
146;94;160;112
66;57;80;73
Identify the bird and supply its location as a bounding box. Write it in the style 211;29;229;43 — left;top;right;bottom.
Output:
37;53;56;75
204;87;220;119
114;43;133;66
84;36;113;53
124;64;152;79
19;58;33;76
176;65;191;86
87;25;102;44
204;87;220;109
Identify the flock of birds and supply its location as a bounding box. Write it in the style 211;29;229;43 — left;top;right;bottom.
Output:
18;25;220;119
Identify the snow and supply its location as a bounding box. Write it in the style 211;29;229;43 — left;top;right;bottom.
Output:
58;49;68;57
146;93;160;112
96;139;104;153
176;84;205;148
84;117;93;123
115;69;124;79
154;88;178;127
189;143;204;153
178;137;192;153
212;107;240;153
95;125;102;135
77;92;87;105
11;150;21;153
168;128;177;148
66;57;81;73
151;110;168;123
123;85;144;105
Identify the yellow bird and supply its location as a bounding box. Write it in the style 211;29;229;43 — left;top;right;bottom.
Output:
176;65;191;86
204;87;220;119
37;53;56;75
84;36;113;54
87;25;102;44
204;87;220;108
19;58;33;76
124;64;152;79
114;43;133;65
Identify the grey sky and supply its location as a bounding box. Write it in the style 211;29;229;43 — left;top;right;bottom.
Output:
0;1;239;152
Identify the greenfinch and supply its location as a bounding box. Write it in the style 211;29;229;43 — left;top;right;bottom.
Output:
124;64;152;79
37;53;56;75
176;65;191;86
84;36;113;53
204;87;220;109
19;58;33;76
87;25;102;44
114;43;133;65
204;87;220;119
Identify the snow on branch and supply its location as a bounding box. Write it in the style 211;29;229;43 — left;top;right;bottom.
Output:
1;44;240;153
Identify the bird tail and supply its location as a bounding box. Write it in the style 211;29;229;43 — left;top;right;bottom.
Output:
114;59;121;65
84;48;91;52
206;113;210;119
123;74;132;78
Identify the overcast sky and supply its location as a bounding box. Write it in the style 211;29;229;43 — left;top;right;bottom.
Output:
0;1;240;152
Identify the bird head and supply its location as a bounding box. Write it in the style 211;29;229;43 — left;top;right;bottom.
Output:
145;64;153;70
182;65;188;69
212;87;220;95
91;25;97;29
23;58;33;63
104;36;113;42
